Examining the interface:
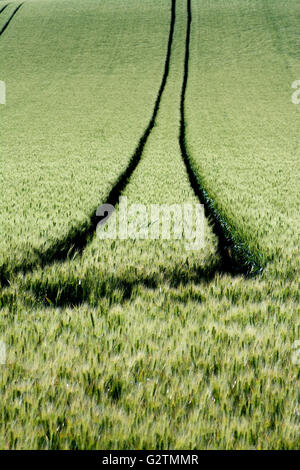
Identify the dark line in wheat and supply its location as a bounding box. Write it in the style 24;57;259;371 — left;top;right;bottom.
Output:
0;2;23;36
0;0;177;286
179;0;262;276
0;4;10;16
98;0;176;217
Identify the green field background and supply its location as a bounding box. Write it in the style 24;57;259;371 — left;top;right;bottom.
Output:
0;0;299;450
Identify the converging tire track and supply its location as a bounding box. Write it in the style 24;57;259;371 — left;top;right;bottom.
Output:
0;2;23;36
0;0;262;289
0;0;176;286
179;0;262;276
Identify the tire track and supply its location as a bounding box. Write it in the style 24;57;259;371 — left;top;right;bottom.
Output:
0;0;176;286
0;4;10;16
98;0;176;221
0;2;23;36
179;0;262;276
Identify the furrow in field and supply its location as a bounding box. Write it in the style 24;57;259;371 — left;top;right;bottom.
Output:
0;2;23;36
0;0;176;286
0;4;10;16
184;0;300;281
179;0;262;276
96;0;176;224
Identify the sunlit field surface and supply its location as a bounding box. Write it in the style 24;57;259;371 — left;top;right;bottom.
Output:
0;0;299;449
